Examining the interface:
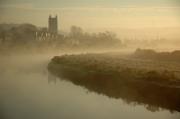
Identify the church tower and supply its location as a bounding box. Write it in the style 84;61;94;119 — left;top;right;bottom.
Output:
48;15;58;34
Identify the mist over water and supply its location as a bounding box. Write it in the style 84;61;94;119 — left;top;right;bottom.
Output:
0;53;179;119
1;0;180;119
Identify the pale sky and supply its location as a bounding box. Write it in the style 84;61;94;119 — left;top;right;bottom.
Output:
0;0;180;31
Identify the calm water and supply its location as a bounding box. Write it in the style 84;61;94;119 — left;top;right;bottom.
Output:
0;54;180;119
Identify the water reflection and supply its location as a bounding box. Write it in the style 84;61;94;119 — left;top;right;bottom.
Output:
1;54;180;119
48;67;180;113
48;72;57;84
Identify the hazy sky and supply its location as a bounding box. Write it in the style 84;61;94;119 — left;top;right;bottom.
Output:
0;0;180;31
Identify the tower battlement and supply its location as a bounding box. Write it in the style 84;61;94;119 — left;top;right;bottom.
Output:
48;15;58;34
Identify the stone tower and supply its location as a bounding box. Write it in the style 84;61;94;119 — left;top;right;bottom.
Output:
48;15;58;34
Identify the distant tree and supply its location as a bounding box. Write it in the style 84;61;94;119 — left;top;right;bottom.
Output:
9;24;37;45
69;26;83;38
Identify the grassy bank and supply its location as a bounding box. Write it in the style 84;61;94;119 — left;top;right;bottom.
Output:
48;52;180;112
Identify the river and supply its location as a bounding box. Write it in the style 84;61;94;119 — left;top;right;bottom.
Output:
0;54;179;119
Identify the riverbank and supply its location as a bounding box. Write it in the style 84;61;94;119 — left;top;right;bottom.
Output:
48;52;180;112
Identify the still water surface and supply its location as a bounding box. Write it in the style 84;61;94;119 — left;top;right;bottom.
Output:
0;54;180;119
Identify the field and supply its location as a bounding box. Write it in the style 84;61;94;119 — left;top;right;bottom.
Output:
48;50;180;112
